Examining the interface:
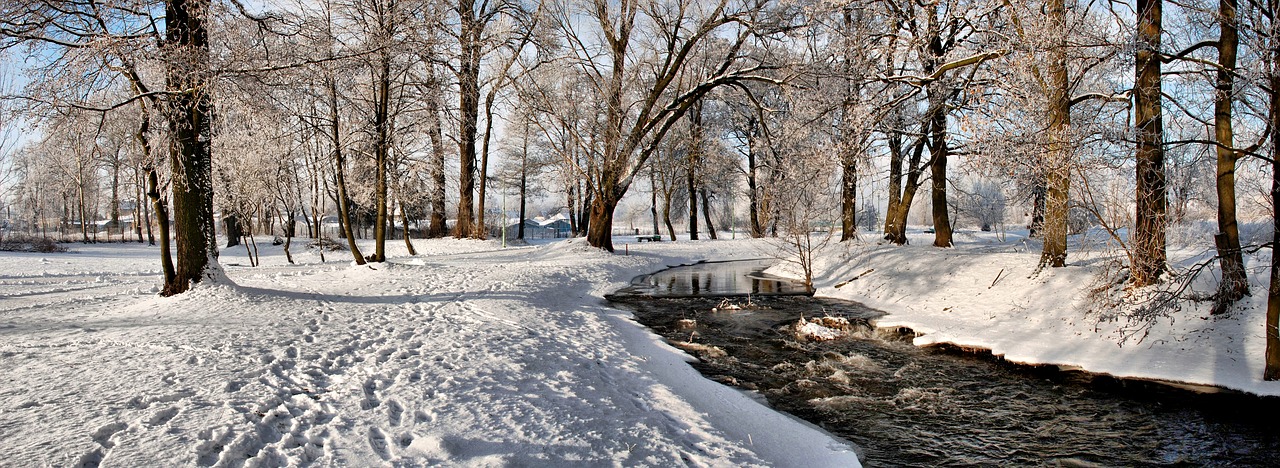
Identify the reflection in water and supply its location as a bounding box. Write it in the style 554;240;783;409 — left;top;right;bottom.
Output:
619;259;811;297
609;260;1280;467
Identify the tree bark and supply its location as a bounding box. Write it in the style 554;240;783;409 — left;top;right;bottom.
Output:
426;84;449;238
163;0;218;296
476;93;496;239
700;188;716;239
224;213;243;247
110;152;121;239
1264;0;1280;380
840;150;857;241
687;102;701;241
1041;0;1071;268
453;0;482;238
928;121;952;248
885;130;929;245
747;131;765;238
883;128;904;237
77;178;89;243
133;168;144;242
145;167;173;281
662;182;676;241
925;12;953;249
586;190;618;252
1029;181;1046;238
1213;0;1248;313
567;183;578;234
372;50;391;263
329;80;366;264
400;203;417;255
650;164;660;236
579;177;592;237
840;10;860;242
517;117;531;240
1133;0;1168;286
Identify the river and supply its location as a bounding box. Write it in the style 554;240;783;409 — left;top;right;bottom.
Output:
607;259;1280;467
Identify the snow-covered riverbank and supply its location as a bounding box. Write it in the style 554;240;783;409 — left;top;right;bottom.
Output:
0;237;860;467
803;228;1280;397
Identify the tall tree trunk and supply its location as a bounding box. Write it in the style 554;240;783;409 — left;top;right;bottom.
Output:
372;52;391;263
885;136;927;245
427;86;448;238
687;103;701;241
400;203;417;255
840;10;860;242
928;128;952;248
700;188;717;239
133;168;144;242
650;164;660;236
163;0;218;296
925;14;953;249
476;94;496;239
282;208;295;265
110;154;121;238
1263;0;1280;380
586;189;618;252
143;169;156;245
567;183;578;234
518;119;529;240
1133;0;1168;286
145;167;173;281
840;150;857;241
663;184;676;241
579;177;592;237
1213;0;1248;313
747;136;764;238
453;1;481;238
224;213;243;247
1041;0;1071;268
308;142;322;239
1029;181;1046;238
883;129;904;237
687;159;698;240
329;80;366;264
78;182;89;243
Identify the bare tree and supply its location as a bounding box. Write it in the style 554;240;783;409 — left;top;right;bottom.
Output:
1132;0;1168;287
536;0;789;251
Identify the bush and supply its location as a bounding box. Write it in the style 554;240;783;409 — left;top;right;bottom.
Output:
0;233;69;253
308;237;347;251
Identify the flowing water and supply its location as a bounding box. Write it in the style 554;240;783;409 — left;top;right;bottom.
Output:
608;259;1280;467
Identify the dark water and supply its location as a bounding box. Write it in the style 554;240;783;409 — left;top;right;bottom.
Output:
608;260;1280;467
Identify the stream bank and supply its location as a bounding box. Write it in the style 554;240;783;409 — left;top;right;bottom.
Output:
609;259;1280;466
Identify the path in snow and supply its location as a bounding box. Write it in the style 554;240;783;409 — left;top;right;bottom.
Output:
0;240;860;467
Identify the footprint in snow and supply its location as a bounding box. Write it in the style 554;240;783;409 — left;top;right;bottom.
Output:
367;428;391;460
386;399;404;426
147;407;179;426
91;421;127;449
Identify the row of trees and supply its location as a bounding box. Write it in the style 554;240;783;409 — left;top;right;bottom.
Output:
4;1;1280;377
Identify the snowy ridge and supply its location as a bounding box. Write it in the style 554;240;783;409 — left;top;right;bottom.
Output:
0;238;861;467
804;230;1280;397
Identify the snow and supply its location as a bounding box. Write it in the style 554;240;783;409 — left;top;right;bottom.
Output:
796;227;1280;397
0;237;861;466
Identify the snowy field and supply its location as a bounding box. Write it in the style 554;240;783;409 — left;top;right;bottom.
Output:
794;226;1280;397
0;236;860;467
7;226;1278;467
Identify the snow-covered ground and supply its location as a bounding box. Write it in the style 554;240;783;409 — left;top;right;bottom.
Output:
10;223;1274;466
793;226;1280;397
0;236;861;467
